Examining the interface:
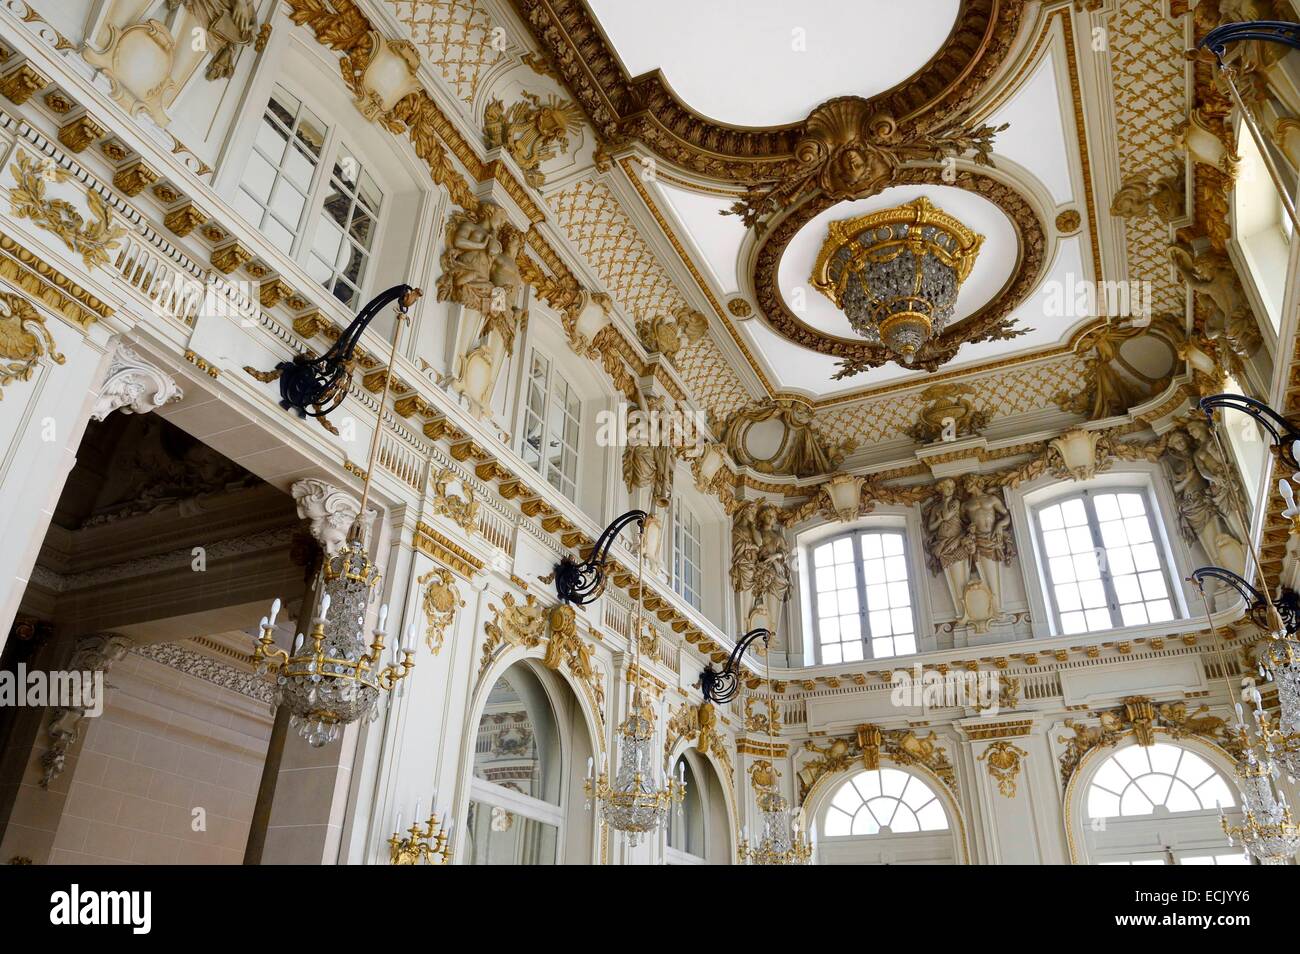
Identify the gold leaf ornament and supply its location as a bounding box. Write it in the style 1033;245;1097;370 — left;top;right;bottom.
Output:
8;152;126;271
0;291;65;398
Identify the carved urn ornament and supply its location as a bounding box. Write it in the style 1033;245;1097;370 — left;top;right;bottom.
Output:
811;197;983;365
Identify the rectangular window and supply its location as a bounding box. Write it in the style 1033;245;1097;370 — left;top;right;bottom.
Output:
810;530;916;665
520;352;580;502
1035;489;1176;636
305;144;382;310
672;499;702;610
235;86;327;256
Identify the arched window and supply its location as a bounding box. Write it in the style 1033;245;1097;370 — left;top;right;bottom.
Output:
823;769;949;837
666;756;705;862
466;665;564;864
1032;488;1177;635
809;530;918;664
1082;742;1244;866
1086;743;1235;819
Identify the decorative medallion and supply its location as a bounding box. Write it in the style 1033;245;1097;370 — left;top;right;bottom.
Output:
752;168;1045;378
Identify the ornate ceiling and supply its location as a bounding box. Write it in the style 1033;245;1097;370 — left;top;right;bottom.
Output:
365;0;1266;475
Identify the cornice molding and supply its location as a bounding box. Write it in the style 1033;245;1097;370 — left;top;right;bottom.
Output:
510;0;1025;181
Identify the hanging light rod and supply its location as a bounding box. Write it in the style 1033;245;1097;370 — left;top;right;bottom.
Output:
254;283;423;419
1196;22;1300;236
1198;394;1300;470
549;509;646;605
698;628;771;704
1189;567;1300;635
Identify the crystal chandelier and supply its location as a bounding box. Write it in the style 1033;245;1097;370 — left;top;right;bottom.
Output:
1220;686;1300;864
251;288;422;746
583;517;683;847
810;196;983;365
738;633;811;865
739;789;813;865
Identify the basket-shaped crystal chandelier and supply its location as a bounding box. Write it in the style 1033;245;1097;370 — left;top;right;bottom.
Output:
250;289;421;747
810;197;983;366
1221;686;1300;864
253;537;416;746
739;789;813;866
585;690;684;847
581;516;683;847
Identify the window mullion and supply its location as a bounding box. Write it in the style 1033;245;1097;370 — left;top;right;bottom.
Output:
855;532;871;660
809;547;824;663
1084;493;1124;628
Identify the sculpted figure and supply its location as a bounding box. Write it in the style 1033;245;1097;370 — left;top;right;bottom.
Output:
730;501;761;595
1167;243;1261;367
622;394;674;510
754;503;792;606
1165;424;1246;575
922;478;972;616
439;204;527;418
961;474;1014;615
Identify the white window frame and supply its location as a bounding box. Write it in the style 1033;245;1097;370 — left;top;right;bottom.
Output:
672;497;703;610
234;84;386;311
807;528;919;665
519;350;581;502
1030;486;1181;636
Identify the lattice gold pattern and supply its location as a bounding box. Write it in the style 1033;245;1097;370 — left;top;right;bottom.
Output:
817;355;1088;447
1107;0;1184;313
388;0;504;105
547;177;751;415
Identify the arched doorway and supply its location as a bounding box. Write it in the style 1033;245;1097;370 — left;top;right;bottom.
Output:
665;748;732;864
463;659;597;864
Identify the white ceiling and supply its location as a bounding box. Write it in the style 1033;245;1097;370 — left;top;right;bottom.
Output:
986;51;1075;206
658;183;746;293
586;0;962;127
634;21;1091;401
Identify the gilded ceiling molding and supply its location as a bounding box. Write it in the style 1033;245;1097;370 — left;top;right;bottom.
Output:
510;0;1025;183
716;396;854;479
1053;317;1183;421
1056;696;1242;787
0;289;64;397
905;383;991;443
483;92;583;188
751;168;1046;378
